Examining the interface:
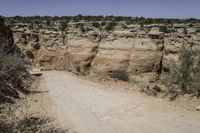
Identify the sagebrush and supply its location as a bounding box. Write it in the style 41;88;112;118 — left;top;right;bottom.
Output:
164;46;200;96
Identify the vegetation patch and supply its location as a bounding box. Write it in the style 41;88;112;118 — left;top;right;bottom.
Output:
163;46;200;97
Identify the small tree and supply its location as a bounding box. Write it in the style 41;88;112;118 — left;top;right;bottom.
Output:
60;21;68;44
46;20;51;26
60;21;68;32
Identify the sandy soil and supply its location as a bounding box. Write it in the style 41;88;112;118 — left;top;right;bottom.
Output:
40;71;200;133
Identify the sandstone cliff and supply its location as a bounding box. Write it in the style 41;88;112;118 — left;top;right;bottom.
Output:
11;20;200;84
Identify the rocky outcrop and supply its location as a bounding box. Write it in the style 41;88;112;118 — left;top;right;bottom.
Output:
0;17;29;103
11;21;200;84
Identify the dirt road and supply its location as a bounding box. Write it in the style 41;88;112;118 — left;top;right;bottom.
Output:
41;71;200;133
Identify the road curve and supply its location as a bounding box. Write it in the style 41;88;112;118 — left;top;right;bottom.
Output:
41;71;200;133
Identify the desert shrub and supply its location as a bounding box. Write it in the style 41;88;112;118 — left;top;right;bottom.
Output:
121;24;128;29
159;26;168;33
0;116;68;133
46;20;51;26
105;22;117;31
92;22;100;28
75;23;85;33
139;22;144;30
32;43;40;50
75;67;81;74
28;22;34;30
75;23;83;28
60;20;68;32
183;27;188;35
164;46;200;96
80;26;85;33
189;23;194;27
125;20;133;25
109;70;129;81
0;38;30;103
101;22;106;26
26;50;34;59
152;85;162;93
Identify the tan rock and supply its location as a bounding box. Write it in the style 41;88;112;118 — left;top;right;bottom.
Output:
196;106;200;111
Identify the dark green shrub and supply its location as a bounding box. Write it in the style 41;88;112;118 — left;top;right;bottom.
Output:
152;85;162;93
105;22;117;31
0;37;30;103
159;26;168;33
80;26;85;33
46;20;51;26
188;23;194;27
60;20;68;32
125;20;132;25
139;22;144;30
0;116;68;132
101;22;106;26
26;50;34;59
164;46;200;96
110;70;129;81
32;43;40;50
92;22;100;28
183;27;187;35
121;24;128;29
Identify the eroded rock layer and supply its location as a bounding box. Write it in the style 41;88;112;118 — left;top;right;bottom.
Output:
12;22;200;83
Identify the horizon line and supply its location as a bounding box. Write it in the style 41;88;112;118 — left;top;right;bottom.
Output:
2;14;200;20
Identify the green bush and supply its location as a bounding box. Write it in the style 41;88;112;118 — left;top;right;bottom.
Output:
76;23;85;33
105;22;117;31
164;46;200;96
26;50;34;59
159;26;168;33
121;24;128;29
46;20;51;26
188;23;194;27
60;20;68;32
101;22;106;26
92;22;100;28
0;38;30;103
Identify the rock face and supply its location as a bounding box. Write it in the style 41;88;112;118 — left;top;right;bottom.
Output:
0;17;29;103
91;37;163;82
11;21;200;84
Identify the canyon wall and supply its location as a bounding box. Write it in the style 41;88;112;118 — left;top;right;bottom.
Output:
12;22;200;83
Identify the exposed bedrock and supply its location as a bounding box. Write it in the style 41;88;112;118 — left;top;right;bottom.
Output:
91;37;163;82
12;23;200;84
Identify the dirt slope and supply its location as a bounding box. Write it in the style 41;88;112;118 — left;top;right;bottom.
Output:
41;71;200;133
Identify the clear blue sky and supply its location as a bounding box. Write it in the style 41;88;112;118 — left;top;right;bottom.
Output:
0;0;199;18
